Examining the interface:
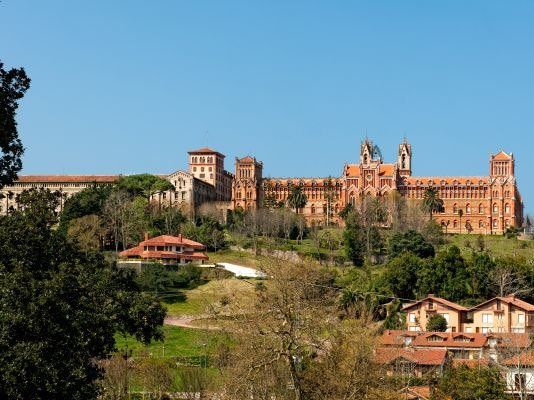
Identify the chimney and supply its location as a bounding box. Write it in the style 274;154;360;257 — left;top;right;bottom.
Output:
144;232;149;241
178;233;183;241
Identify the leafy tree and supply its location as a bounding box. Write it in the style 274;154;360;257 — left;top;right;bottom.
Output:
59;184;112;232
117;174;174;201
433;365;510;400
343;212;366;267
287;185;307;214
426;313;448;331
136;263;176;296
417;246;470;302
338;203;354;221
0;188;165;399
0;61;31;189
422;187;444;220
383;252;424;300
67;214;105;252
388;230;435;259
182;216;227;251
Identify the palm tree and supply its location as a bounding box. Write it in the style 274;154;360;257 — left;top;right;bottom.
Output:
458;209;464;234
287;185;307;214
422;187;444;220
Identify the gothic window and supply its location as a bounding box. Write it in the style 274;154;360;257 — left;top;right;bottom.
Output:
453;203;458;214
493;219;498;228
401;154;406;169
479;204;484;214
505;203;510;214
453;220;458;228
311;204;315;214
479;220;484;228
364;154;368;164
466;203;471;214
493;203;498;214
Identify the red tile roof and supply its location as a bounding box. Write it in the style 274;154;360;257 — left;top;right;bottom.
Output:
238;156;256;163
140;234;205;249
379;164;395;176
503;351;534;366
402;177;489;186
471;296;534;312
15;175;119;183
375;348;447;366
492;150;512;161
188;147;224;156
488;333;532;349
412;332;488;348
402;295;468;312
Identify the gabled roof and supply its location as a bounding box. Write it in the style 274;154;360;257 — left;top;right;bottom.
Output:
237;156;258;163
471;296;534;312
492;150;513;161
375;348;447;366
402;295;468;312
188;147;224;156
412;332;488;348
140;234;205;249
488;333;532;349
378;164;395;176
503;351;534;366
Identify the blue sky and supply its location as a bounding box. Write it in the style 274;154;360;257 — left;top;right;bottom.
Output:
1;1;533;214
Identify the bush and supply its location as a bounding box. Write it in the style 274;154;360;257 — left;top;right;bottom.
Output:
388;230;435;259
426;313;448;332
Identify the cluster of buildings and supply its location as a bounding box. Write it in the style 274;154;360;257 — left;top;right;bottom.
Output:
0;138;524;234
375;294;534;398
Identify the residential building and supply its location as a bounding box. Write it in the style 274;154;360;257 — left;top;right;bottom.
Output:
374;347;447;378
403;295;468;333
119;234;208;266
403;295;534;334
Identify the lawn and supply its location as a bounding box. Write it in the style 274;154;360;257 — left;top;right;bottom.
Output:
163;277;258;317
115;325;225;358
442;234;534;259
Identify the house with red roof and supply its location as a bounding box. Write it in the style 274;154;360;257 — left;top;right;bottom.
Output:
375;347;448;378
403;295;468;333
119;234;209;266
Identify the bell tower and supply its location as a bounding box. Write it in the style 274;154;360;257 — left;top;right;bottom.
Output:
397;139;412;177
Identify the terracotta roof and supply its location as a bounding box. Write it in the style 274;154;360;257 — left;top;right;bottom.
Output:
503;351;534;366
488;333;532;349
15;175;119;183
412;332;488;348
402;295;468;312
140;235;205;249
120;248;209;261
399;386;431;400
188;147;224;156
471;296;534;312
379;330;419;347
264;178;343;187
237;156;257;163
345;164;361;177
379;164;395;176
375;348;447;366
492;151;512;161
451;358;490;368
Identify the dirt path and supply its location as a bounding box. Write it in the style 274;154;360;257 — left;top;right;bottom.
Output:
164;316;220;330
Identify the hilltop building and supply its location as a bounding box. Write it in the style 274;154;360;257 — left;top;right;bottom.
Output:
0;138;524;234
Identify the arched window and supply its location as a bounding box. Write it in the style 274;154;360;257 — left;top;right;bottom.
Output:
479;220;484;228
311;204;316;214
493;219;498;228
453;203;458;214
505;203;510;214
505;220;510;228
493;203;498;214
479;204;484;214
364;154;368;164
401;154;406;169
453;220;458;228
466;203;471;214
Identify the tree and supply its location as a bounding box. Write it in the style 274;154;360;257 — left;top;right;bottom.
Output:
458;209;464;234
67;214;105;252
383;252;423;300
59;184;112;233
433;365;510;400
426;313;448;332
0;188;165;399
117;174;174;201
422;187;444;220
388;230;435;259
287;185;307;214
0;61;31;189
215;259;396;400
343;212;366;267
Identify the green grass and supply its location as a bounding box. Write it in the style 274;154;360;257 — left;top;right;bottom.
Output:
442;234;534;259
115;325;224;358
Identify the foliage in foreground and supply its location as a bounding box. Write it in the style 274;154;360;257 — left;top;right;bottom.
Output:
0;189;166;399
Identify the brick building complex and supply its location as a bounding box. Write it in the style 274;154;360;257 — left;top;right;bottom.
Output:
0;138;524;234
